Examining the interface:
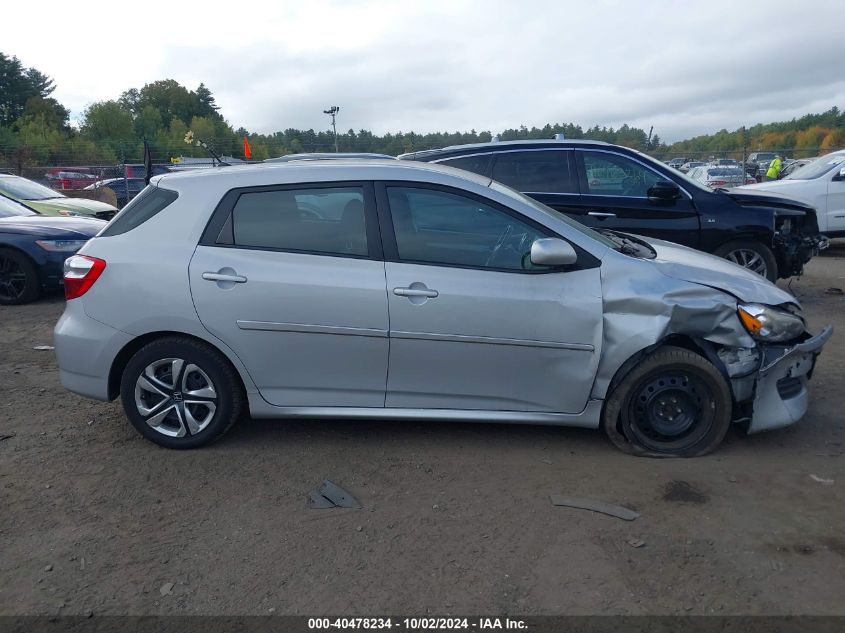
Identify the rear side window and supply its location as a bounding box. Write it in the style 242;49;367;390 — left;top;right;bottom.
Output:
99;186;178;237
230;186;367;256
492;150;575;193
438;154;493;179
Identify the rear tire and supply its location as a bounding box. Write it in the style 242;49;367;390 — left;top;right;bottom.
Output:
713;240;778;282
0;248;41;305
602;346;732;457
119;337;243;449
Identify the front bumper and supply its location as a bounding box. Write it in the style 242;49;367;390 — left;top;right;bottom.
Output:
746;325;833;433
774;232;828;278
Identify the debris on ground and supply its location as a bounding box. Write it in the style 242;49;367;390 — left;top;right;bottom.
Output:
824;287;843;295
43;564;53;572
549;495;640;521
809;474;834;485
159;582;174;596
626;538;646;548
307;480;362;509
32;345;54;351
0;433;14;442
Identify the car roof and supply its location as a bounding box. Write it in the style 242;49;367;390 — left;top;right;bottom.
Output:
399;138;612;160
151;158;494;190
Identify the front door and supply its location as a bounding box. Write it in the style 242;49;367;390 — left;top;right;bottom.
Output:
378;184;603;413
826;167;845;233
565;150;701;248
189;182;389;408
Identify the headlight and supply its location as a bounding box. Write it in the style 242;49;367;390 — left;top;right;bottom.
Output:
737;303;805;342
35;239;88;253
56;209;83;217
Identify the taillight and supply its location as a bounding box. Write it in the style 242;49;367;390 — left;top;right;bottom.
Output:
63;255;106;300
709;180;727;187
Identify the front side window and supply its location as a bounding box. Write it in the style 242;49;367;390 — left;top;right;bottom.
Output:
582;151;663;197
231;186;367;256
386;186;548;271
492;150;575;193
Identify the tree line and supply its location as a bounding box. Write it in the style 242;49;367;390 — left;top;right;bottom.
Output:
0;51;843;168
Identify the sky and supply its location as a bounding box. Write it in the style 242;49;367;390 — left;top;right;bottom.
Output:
4;0;844;143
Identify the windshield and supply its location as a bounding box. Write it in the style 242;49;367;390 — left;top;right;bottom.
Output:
0;195;37;217
0;175;65;200
785;154;845;180
488;179;619;249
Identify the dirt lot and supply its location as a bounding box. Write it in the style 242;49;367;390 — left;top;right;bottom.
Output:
1;246;844;617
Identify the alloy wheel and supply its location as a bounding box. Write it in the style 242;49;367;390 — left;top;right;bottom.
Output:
725;248;768;277
0;254;27;302
134;358;218;438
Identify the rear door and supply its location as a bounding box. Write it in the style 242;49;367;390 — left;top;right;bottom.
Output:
571;149;701;247
189;182;389;408
377;183;603;414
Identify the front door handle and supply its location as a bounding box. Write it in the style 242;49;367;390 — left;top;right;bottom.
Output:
394;287;439;298
587;211;617;219
202;271;247;283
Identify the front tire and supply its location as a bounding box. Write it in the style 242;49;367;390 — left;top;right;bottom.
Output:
713;240;778;282
119;337;243;449
602;346;732;457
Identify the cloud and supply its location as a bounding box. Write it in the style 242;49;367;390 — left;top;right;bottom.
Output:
4;0;843;142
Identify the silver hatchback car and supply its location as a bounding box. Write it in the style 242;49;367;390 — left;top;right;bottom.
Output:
54;160;831;457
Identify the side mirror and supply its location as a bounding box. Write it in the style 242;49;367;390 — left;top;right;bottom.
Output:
648;181;681;203
530;238;577;267
834;167;845;181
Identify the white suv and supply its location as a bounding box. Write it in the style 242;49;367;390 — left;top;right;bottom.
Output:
740;150;845;237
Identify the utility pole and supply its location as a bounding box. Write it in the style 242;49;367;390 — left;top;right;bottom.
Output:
323;106;340;152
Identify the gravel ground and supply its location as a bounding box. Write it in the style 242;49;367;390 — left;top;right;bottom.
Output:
1;245;844;617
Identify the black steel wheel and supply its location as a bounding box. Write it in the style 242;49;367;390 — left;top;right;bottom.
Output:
603;346;732;457
0;248;40;305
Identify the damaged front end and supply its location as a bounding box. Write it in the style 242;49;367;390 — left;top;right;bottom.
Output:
772;209;829;278
597;240;833;436
718;325;832;433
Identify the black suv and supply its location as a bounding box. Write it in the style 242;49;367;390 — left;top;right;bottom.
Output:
400;140;826;281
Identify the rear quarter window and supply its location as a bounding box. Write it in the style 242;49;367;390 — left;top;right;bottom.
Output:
99;186;178;237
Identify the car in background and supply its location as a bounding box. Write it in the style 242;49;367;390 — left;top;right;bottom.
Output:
679;161;705;173
667;158;687;169
0;195;105;304
746;152;778;181
45;169;100;191
739;150;845;237
687;165;755;188
53;160;830;457
779;158;816;180
0;174;117;219
399;138;827;281
709;158;739;167
85;178;146;208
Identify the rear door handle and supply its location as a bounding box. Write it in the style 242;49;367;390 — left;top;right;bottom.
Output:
587;211;617;219
393;287;439;298
202;272;247;283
